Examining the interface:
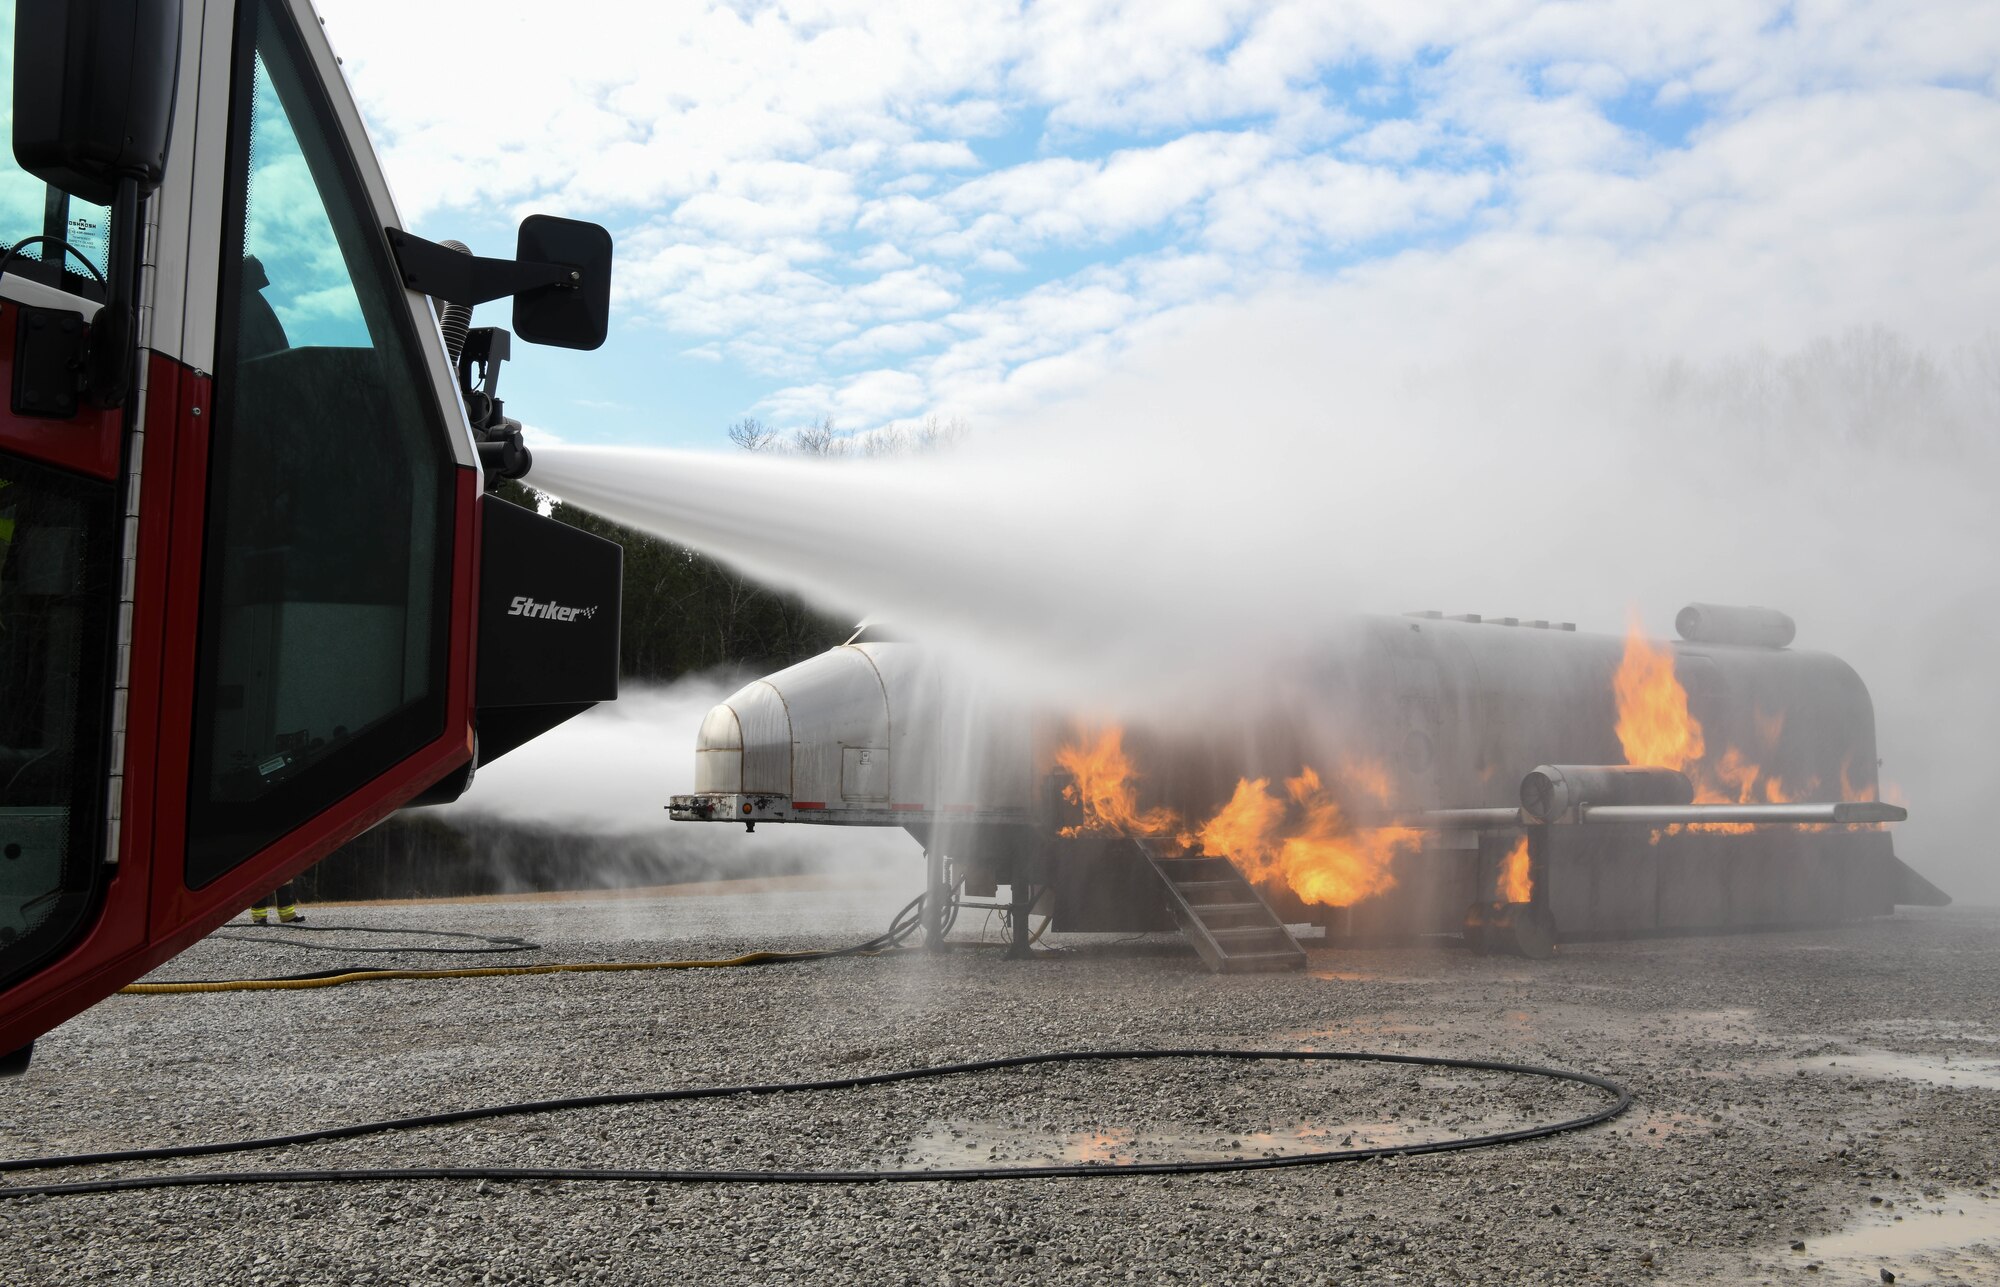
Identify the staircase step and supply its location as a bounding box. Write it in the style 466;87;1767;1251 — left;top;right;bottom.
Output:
1150;856;1238;875
1215;950;1311;974
1131;837;1305;975
1206;925;1295;942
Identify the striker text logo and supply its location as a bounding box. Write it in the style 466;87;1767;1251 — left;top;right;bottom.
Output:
507;596;597;622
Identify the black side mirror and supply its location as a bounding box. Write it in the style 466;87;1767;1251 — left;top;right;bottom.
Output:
512;215;612;352
13;0;181;205
387;215;614;353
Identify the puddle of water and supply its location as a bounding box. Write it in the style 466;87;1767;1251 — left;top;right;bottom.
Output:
1627;1110;1710;1146
1672;1007;1761;1030
1858;1018;2000;1046
897;1115;1489;1168
1286;1017;1428;1042
1813;1048;2000;1092
1782;1188;2000;1276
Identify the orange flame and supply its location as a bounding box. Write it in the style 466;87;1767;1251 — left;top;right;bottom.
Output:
1614;622;1704;774
1052;727;1416;910
1193;765;1418;908
1496;835;1532;903
1614;622;1826;834
1839;754;1877;803
1188;775;1284;860
1053;726;1180;837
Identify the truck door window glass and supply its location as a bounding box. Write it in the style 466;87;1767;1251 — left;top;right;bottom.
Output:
185;0;452;886
0;5;111;299
0;457;116;990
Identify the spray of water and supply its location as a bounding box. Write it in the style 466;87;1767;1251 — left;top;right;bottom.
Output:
518;317;1999;904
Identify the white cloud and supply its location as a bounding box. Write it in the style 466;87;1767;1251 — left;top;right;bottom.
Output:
895;140;982;170
848;265;963;318
315;0;2000;436
930;131;1279;253
1342;118;1450;164
1203;158;1496;255
825;368;931;421
825;320;954;363
850;242;916;271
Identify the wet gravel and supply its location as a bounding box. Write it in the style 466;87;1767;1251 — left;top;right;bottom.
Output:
3;883;1998;1286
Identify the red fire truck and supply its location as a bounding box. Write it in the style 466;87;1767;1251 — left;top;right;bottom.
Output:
0;0;621;1072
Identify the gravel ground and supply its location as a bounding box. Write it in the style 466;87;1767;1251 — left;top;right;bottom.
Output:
2;880;1998;1286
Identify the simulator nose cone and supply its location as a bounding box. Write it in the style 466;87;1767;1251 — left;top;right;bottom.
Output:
694;702;743;794
695;679;795;797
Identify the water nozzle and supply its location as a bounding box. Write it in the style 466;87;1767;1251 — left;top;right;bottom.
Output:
477;425;532;484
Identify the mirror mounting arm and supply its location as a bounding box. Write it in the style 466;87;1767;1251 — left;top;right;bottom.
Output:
385;228;579;308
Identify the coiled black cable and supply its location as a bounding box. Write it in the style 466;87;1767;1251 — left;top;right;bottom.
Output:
0;1049;1630;1198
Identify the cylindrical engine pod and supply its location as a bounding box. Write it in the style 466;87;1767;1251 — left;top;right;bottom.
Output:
1674;603;1796;649
1520;764;1696;822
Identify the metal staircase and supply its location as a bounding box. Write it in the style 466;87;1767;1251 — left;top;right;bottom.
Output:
1133;840;1307;973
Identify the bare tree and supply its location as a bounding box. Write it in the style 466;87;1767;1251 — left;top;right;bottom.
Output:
1648;326;1989;459
1778;325;1951;450
912;412;969;453
855;413;969;457
726;417;778;452
730;410;973;459
789;413;845;456
860;425;909;458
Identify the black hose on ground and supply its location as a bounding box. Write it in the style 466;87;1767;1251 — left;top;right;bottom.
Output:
0;1049;1630;1198
126;889;962;993
209;924;541;956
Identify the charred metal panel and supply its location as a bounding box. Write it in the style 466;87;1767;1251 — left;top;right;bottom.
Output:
1542;825;1661;935
1541;825;1901;938
1048;837;1172;934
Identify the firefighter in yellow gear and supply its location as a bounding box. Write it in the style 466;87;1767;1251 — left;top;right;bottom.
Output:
249;883;304;925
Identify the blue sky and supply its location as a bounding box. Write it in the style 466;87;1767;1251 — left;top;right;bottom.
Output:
316;0;2000;451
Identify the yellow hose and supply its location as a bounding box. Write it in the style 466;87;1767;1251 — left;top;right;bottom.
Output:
118;948;881;995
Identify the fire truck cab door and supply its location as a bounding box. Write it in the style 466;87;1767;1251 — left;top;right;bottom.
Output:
0;0;485;1071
